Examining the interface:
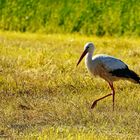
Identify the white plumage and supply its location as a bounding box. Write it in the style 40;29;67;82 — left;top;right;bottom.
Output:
93;54;127;71
77;42;140;110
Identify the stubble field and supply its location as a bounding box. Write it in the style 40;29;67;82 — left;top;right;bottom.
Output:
0;31;140;139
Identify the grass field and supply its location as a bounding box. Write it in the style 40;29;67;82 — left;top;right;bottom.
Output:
0;31;140;139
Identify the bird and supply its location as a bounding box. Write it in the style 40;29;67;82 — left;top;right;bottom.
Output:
77;42;140;111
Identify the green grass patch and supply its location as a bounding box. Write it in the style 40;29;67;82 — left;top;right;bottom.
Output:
0;0;140;36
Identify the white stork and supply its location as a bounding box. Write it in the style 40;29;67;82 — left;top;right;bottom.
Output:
77;42;140;111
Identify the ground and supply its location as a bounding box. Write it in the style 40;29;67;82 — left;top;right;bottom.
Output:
0;31;140;139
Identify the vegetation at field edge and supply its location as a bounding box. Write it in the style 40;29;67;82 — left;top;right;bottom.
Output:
0;0;140;36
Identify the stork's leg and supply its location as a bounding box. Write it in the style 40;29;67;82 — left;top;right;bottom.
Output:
109;83;115;111
91;93;112;109
91;82;115;110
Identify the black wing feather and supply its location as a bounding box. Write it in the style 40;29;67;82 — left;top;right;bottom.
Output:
109;68;140;83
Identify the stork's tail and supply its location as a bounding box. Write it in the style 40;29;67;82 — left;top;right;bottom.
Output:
128;70;140;84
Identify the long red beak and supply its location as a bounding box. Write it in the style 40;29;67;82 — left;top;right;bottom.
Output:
77;49;88;66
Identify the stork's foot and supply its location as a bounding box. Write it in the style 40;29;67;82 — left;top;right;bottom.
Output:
91;100;97;109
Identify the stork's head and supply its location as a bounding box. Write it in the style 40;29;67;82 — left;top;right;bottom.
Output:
77;42;95;66
84;42;94;53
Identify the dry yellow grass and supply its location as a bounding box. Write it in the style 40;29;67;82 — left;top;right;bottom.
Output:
0;31;140;139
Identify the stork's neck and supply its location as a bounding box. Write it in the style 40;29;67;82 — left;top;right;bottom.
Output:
85;52;93;67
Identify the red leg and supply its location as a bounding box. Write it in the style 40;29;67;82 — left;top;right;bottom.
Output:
91;93;112;109
109;83;115;111
91;82;115;111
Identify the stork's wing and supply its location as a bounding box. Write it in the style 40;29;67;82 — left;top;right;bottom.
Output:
99;55;128;71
